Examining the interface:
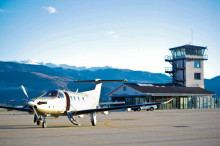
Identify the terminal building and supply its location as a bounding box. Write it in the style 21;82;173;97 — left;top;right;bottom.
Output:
108;45;219;110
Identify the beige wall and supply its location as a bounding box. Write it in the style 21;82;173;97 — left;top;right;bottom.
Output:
185;60;204;88
173;55;205;88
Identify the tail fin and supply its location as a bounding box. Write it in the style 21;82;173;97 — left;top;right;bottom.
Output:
75;79;127;107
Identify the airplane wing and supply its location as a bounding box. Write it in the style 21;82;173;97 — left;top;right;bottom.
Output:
71;98;173;115
0;105;31;112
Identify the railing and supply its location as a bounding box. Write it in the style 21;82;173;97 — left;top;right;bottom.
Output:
203;54;208;60
165;67;173;72
165;55;173;61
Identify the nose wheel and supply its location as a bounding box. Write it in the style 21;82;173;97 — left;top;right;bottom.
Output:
42;115;47;128
42;122;47;128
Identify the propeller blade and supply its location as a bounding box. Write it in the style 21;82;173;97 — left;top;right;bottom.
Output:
21;104;28;110
21;85;29;100
32;92;46;102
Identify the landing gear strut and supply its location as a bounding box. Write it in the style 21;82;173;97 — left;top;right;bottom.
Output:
33;108;43;126
37;116;42;126
67;111;81;126
90;113;97;126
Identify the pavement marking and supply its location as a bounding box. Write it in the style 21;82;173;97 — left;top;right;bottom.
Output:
0;124;75;132
50;133;112;144
104;119;220;138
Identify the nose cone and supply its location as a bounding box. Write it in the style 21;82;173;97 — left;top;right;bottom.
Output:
27;100;35;107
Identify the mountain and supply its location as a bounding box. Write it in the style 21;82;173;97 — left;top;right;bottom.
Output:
0;61;172;105
1;61;219;106
205;76;220;98
13;60;113;71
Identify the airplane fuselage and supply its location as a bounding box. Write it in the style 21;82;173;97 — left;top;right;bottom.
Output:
31;90;97;116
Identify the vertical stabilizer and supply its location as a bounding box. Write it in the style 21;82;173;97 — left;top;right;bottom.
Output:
74;79;127;108
93;81;102;106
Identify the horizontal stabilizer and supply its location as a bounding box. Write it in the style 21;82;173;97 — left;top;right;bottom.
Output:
74;79;128;83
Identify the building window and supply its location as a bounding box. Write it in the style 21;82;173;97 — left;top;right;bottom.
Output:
194;73;201;80
194;61;200;68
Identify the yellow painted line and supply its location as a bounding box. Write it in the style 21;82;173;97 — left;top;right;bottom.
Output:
50;134;112;144
104;120;220;138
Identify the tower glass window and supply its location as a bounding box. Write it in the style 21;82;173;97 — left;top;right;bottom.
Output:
194;61;200;68
194;73;201;80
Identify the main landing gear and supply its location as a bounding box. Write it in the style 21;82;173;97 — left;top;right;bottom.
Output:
67;111;81;126
90;113;97;126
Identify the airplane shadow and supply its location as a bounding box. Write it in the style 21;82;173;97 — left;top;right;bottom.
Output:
0;125;77;130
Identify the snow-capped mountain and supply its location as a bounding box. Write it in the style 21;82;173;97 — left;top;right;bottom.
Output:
12;60;113;71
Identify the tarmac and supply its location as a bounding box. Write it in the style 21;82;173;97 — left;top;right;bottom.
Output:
0;109;220;146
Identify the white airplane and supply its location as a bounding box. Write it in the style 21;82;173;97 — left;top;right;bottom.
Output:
0;79;173;128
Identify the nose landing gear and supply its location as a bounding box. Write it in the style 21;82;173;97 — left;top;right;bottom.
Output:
42;115;47;128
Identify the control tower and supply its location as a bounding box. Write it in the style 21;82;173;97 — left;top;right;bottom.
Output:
165;45;208;88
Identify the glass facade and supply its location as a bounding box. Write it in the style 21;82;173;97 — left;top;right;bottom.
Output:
171;47;206;58
121;96;220;110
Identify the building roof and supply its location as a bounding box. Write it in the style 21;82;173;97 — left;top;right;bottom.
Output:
169;44;207;51
124;83;215;96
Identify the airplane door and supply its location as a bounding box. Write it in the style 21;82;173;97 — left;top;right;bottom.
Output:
64;92;70;111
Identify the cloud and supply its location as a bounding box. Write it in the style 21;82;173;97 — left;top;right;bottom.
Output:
108;31;119;38
42;6;57;13
108;31;115;35
113;35;119;38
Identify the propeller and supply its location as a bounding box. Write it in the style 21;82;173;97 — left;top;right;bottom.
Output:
21;85;46;103
21;85;40;122
21;85;30;110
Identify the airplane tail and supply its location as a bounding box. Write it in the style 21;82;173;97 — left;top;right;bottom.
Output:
74;79;127;107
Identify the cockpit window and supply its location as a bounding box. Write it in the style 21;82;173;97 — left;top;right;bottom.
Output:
59;92;65;98
44;90;58;97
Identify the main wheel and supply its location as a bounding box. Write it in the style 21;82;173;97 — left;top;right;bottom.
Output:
42;122;47;128
137;108;141;111
150;107;154;111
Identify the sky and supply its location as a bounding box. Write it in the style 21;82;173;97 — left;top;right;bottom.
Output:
0;0;220;79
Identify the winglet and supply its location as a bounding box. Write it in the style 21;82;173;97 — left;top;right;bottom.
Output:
162;98;173;104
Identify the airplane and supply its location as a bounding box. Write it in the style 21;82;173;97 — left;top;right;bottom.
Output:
0;79;173;128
